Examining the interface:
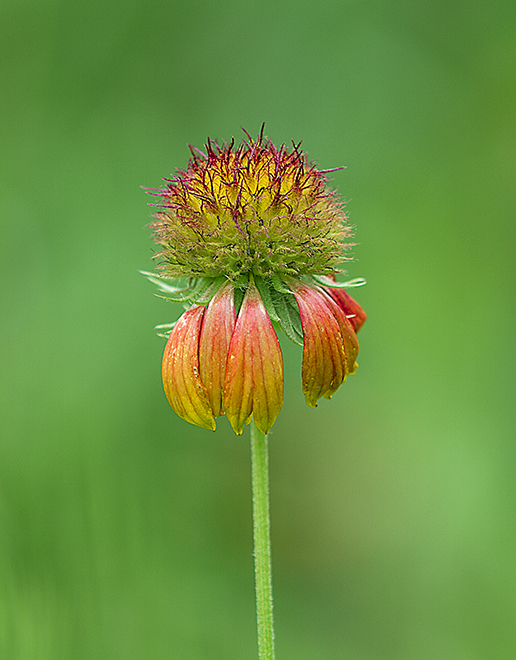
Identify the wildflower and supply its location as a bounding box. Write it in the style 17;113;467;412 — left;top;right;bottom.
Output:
145;127;366;434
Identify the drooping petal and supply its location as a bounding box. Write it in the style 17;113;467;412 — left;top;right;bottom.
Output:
162;305;216;431
223;281;284;435
199;281;236;417
321;290;359;391
323;286;367;332
291;282;359;407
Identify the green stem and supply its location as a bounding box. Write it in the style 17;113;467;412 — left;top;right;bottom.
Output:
250;419;276;660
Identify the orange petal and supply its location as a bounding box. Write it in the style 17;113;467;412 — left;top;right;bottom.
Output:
322;286;367;332
292;282;358;407
223;281;284;435
162;305;216;430
321;289;359;391
199;281;236;417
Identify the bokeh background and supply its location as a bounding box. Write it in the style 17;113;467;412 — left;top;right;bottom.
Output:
1;0;515;658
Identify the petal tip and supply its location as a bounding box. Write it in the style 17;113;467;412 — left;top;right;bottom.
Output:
230;419;245;435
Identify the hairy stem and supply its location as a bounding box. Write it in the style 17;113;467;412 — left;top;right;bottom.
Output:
250;419;276;660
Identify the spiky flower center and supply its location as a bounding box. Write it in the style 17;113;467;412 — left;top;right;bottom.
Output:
150;132;354;280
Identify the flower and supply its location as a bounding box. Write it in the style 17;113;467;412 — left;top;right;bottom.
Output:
145;127;366;434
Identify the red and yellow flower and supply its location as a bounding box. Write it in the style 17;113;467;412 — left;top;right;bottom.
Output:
145;128;366;434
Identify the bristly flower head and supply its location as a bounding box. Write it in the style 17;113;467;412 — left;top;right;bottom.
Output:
150;126;354;280
144;127;366;435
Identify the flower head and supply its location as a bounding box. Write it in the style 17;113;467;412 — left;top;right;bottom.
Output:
145;128;366;434
150;127;353;280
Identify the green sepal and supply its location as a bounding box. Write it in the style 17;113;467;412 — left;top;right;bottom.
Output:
254;276;280;322
154;321;177;339
252;276;303;345
140;271;190;294
196;276;226;303
185;277;216;302
234;272;251;288
270;286;303;346
144;272;228;306
155;293;191;303
270;273;293;294
285;294;303;338
311;275;367;289
233;273;250;315
233;287;244;315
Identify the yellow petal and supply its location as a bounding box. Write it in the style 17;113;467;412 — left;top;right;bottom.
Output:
162;306;216;431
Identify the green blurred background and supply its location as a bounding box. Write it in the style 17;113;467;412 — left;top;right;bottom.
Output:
1;0;515;658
